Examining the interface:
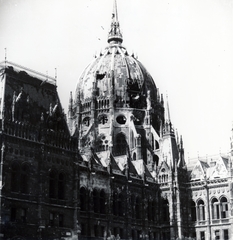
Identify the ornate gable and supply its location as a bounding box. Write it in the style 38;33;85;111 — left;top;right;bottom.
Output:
190;160;207;181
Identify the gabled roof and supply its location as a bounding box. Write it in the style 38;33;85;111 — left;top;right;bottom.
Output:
2;65;69;134
129;159;141;179
189;155;230;180
110;154;125;176
209;156;229;179
190;160;207;180
158;160;170;175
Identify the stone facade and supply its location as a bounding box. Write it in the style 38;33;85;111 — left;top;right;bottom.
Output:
0;1;233;240
0;64;78;239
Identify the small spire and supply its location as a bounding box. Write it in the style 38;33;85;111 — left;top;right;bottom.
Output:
161;94;164;106
180;135;183;147
108;0;123;44
163;95;174;135
113;0;118;22
69;92;73;110
166;95;171;123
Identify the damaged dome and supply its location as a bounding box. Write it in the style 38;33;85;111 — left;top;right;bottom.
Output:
74;0;159;110
75;45;158;109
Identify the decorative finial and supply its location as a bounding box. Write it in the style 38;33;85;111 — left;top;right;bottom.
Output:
108;0;123;44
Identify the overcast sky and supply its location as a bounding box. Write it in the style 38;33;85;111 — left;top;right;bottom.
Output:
0;0;233;161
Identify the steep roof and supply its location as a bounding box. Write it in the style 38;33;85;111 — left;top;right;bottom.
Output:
1;64;69;133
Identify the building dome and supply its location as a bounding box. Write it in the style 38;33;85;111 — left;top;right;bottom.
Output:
75;10;158;110
75;44;158;109
68;0;164;164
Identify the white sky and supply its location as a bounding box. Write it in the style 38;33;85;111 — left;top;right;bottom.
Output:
0;0;233;161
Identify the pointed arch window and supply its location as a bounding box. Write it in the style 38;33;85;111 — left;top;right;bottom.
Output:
133;152;136;160
115;133;127;156
153;155;159;169
80;187;87;211
162;199;169;222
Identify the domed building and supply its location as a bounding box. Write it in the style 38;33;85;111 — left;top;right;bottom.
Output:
0;1;233;240
68;0;176;175
68;1;189;239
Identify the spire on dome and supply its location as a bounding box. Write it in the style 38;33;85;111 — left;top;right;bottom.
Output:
108;0;123;44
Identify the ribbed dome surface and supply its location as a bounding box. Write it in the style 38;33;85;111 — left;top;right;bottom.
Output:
74;0;159;109
75;44;158;109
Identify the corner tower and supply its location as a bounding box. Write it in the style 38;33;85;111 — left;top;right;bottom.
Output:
68;0;165;171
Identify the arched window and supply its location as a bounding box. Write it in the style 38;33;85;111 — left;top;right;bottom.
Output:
135;135;141;147
190;200;196;221
149;133;154;150
220;197;228;219
211;198;220;219
197;199;205;221
93;189;99;213
100;190;106;214
11;162;20;192
58;172;65;200
133;152;136;160
115;133;127;156
49;170;57;199
153;155;159;168
162;199;169;222
80;187;87;211
20;164;29;194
